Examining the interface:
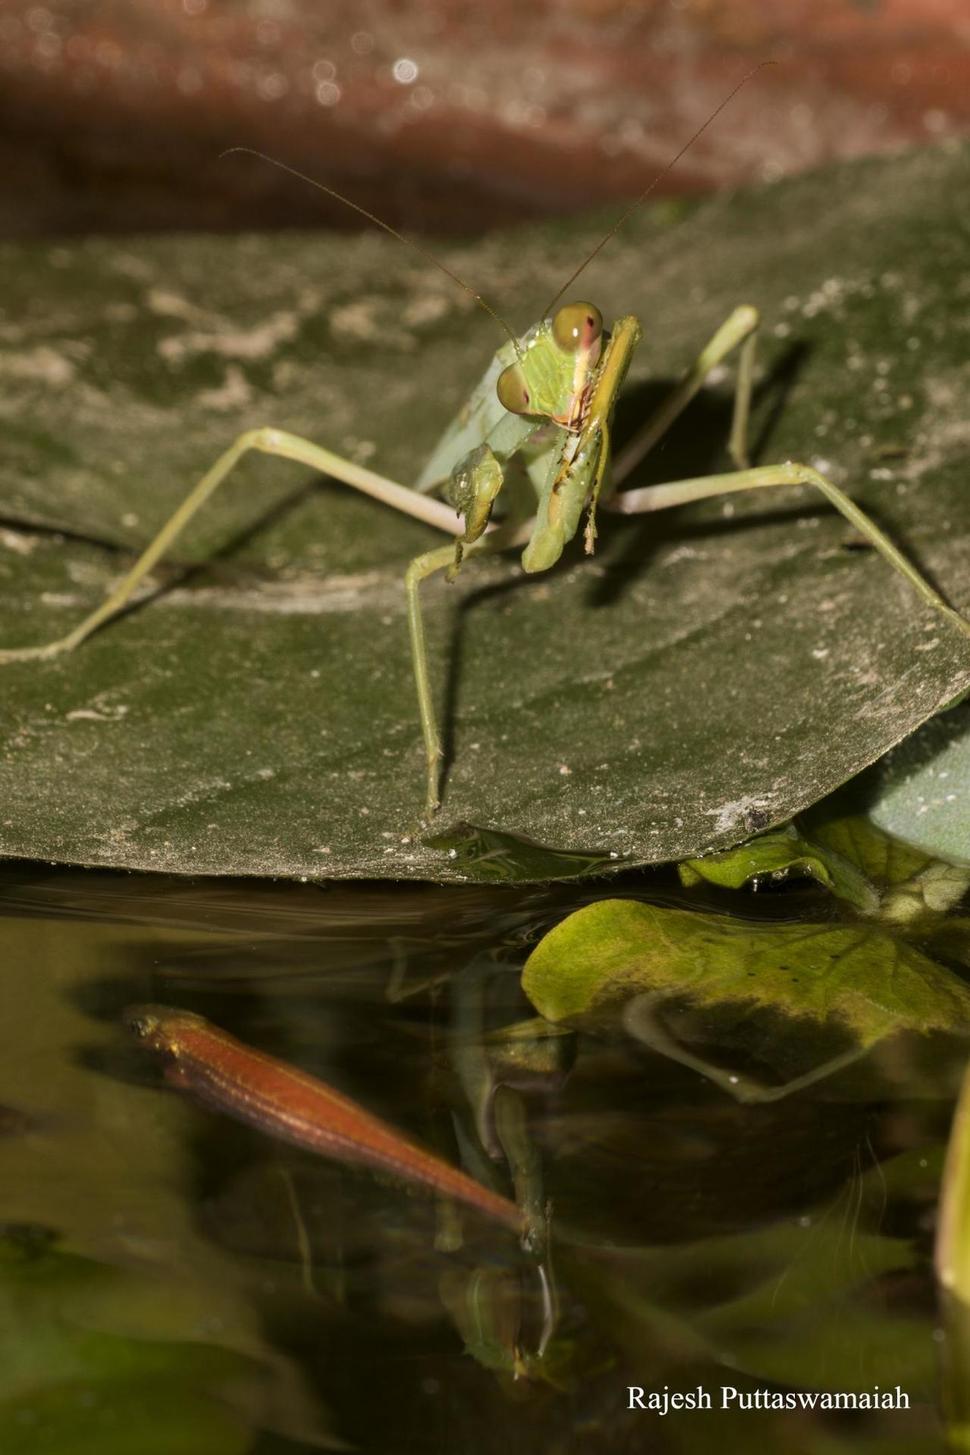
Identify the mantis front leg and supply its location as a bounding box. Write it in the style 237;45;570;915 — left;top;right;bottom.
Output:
605;461;970;641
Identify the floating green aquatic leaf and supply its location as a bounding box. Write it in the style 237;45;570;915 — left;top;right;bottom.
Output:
803;812;942;894
525;800;970;1099
678;822;878;914
521;898;970;1047
680;810;970;925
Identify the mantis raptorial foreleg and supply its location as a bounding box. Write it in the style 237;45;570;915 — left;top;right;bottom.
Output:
0;426;465;664
611;304;760;486
604;461;970;641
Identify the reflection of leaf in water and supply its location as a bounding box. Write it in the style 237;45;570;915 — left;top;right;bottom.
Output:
0;1223;342;1455
0;1235;253;1455
563;1174;933;1400
522;898;970;1047
0;906;340;1452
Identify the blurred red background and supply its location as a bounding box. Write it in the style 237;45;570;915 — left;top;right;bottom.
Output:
1;0;968;235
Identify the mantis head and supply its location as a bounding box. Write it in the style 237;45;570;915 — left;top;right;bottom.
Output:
496;302;605;425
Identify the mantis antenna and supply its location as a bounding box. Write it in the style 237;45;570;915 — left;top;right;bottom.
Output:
543;60;777;317
224;64;773;355
220;146;525;357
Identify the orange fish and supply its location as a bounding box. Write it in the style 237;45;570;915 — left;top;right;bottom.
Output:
125;1004;525;1237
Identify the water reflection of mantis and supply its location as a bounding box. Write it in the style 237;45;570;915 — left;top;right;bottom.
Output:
447;956;576;1379
623;993;869;1104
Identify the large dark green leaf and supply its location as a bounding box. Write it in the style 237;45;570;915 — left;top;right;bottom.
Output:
2;144;970;879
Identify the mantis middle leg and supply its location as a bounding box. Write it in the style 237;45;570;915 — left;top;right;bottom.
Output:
406;521;532;814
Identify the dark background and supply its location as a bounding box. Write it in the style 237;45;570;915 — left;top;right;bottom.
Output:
2;0;969;238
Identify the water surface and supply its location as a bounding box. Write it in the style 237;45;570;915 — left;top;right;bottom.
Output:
0;860;963;1453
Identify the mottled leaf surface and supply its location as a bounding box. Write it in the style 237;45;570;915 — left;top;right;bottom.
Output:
523;804;970;1100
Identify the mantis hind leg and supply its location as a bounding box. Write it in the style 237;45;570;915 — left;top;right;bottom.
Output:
610;304;760;489
0;426;463;663
605;460;970;641
1;422;536;813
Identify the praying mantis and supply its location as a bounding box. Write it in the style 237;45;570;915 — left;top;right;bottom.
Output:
2;74;969;820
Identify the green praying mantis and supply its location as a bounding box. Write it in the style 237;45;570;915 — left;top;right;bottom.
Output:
2;71;969;818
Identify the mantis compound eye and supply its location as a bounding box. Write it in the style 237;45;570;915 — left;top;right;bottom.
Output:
496;362;533;415
552;302;603;352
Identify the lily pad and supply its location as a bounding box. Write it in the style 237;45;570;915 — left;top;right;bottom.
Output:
1;144;970;879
